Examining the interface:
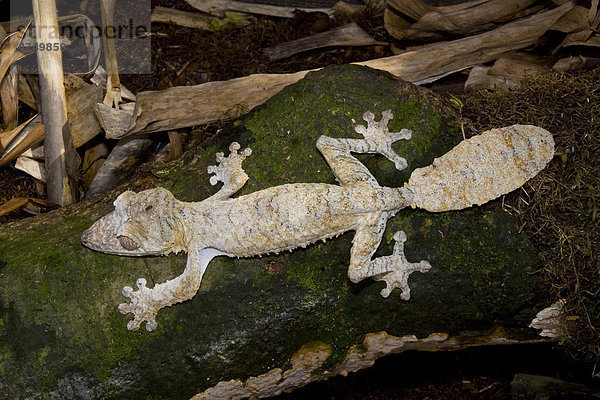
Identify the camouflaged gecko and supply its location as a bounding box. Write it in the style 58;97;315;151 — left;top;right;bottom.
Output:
82;111;554;332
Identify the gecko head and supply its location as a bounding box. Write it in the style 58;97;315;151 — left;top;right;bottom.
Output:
81;187;186;256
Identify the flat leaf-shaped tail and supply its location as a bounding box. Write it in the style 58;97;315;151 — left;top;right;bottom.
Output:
405;125;554;212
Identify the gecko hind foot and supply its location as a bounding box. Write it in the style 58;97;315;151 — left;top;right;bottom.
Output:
354;110;412;171
118;278;159;332
374;231;432;299
207;142;252;200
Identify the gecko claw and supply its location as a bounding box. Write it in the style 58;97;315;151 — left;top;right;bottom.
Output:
118;277;159;332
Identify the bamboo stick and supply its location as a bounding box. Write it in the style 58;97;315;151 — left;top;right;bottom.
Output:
32;0;78;205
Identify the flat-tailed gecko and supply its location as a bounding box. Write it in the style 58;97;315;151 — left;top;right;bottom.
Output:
82;111;554;331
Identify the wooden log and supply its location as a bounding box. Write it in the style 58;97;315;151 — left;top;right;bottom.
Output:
93;3;573;139
32;0;79;205
264;23;386;61
0;66;553;398
151;6;250;31
184;0;336;18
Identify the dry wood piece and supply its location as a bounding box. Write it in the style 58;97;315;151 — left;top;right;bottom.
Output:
464;65;520;91
15;155;46;181
332;1;366;16
0;114;44;166
489;53;551;78
94;3;572;139
100;0;122;108
151;6;250;31
264;23;386;61
385;0;539;41
0;28;28;85
0;197;57;217
91;65;136;102
0;63;18;130
17;74;38;110
64;74;104;148
359;2;574;84
84;135;154;199
94;70;309;138
32;0;79;205
184;0;336;18
81;141;109;186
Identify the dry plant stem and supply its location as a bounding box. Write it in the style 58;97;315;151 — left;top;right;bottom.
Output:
100;0;122;109
32;0;78;205
0;63;18;130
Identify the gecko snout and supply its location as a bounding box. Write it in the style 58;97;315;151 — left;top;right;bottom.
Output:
118;235;140;250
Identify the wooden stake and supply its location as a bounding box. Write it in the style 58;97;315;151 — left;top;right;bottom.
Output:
32;0;79;205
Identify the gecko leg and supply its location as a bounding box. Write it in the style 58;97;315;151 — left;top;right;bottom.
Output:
207;142;252;201
348;213;431;300
316;110;411;186
118;247;223;331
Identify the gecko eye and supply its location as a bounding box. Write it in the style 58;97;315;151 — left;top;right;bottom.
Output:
118;235;140;250
145;205;153;211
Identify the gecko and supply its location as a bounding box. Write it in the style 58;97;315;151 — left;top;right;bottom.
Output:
82;110;554;332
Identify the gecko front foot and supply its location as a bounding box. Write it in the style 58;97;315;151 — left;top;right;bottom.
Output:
207;142;253;200
118;278;159;332
374;231;432;299
354;110;412;171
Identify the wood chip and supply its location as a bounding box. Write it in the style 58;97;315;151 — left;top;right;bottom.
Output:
15;156;46;182
264;23;386;61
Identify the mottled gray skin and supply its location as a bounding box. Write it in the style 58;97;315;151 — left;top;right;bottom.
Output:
82;111;554;332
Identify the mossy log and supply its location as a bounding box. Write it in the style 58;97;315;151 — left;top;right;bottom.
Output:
0;66;549;400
